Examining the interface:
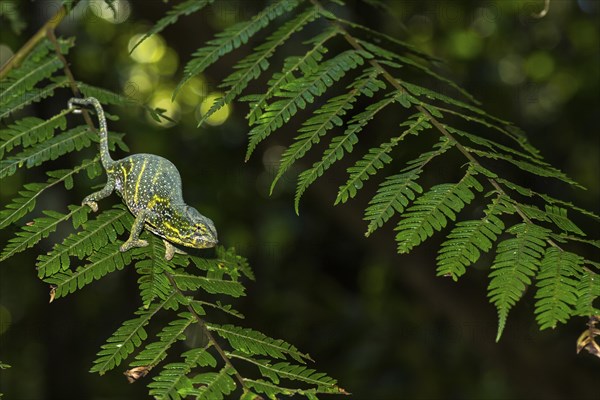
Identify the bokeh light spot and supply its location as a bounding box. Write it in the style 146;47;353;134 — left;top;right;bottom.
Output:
525;51;555;82
128;34;166;64
498;55;525;85
90;0;130;24
198;93;231;126
0;305;12;335
148;90;181;127
448;30;483;60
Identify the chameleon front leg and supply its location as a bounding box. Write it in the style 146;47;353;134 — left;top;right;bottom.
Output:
82;176;115;212
163;239;187;261
120;209;153;252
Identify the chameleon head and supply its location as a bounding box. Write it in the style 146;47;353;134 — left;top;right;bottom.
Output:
182;205;218;249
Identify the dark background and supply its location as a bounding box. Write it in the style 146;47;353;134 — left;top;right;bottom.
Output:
0;0;598;399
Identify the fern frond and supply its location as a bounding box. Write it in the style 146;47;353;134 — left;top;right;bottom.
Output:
174;0;300;98
129;0;214;53
467;147;583;189
336;112;430;204
574;269;600;317
294;86;417;213
43;242;133;299
0;77;69;121
363;136;455;236
181;366;236;400
534;248;582;330
0;125;92;179
231;353;339;390
134;236;189;308
488;223;550;341
244;26;340;125
246;49;370;161
131;312;197;369
394;169;483;254
199;6;320;126
90;293;177;375
0;205;89;262
148;345;217;400
494;177;600;222
0;158;98;230
0;38;71;108
170;270;245;297
272;67;385;192
245;378;338;399
436;194;508;281
0;111;70;159
36;205;131;278
544;205;585;236
189;246;255;281
206;323;312;363
357;39;479;105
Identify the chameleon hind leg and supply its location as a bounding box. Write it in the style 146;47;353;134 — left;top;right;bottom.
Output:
82;176;115;212
120;209;155;252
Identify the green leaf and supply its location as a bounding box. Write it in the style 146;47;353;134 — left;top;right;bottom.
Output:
198;6;320;126
90;293;176;374
336;113;430;204
207;323;312;364
174;0;300;98
271;67;385;193
1;205;90;262
129;0;214;54
488;223;550;341
395;170;483;254
534;248;582;330
436;194;508;281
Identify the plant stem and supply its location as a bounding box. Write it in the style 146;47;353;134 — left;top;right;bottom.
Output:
0;5;67;80
163;271;248;391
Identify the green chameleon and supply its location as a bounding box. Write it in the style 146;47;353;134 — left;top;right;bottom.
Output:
68;97;218;260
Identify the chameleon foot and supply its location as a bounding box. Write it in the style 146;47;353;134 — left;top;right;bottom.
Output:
82;200;98;212
120;239;148;252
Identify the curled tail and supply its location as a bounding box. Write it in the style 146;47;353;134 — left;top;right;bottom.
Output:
68;97;114;169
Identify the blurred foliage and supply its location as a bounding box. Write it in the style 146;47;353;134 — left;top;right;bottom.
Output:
0;0;599;399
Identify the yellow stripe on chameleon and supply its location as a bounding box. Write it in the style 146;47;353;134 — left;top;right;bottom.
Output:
134;158;148;204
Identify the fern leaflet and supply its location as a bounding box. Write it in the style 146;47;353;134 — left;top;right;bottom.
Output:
174;0;300;98
244;26;340;125
206;323;312;363
0;205;89;262
129;0;214;53
272;67;385;193
534;247;583;330
130;312;197;368
394;169;483;254
436;194;508;281
199;6;320;126
246;49;370;161
181;366;236;400
148;345;217;400
488;223;550;341
36;205;131;278
336;112;430;204
90;293;177;374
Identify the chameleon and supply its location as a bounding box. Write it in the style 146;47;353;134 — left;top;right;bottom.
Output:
68;97;218;260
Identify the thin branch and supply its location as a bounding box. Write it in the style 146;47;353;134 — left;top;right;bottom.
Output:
46;29;98;133
0;5;67;80
163;270;249;391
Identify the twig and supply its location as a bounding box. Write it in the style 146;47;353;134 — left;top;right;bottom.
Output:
0;5;67;80
46;29;97;132
163;271;249;391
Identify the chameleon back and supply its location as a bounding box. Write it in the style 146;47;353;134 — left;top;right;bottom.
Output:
110;153;185;217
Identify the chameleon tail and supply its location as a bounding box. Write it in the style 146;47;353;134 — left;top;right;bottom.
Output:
68;97;114;169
